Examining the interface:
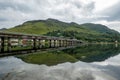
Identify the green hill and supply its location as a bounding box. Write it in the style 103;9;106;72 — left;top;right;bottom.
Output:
6;18;99;35
81;23;119;34
4;18;120;42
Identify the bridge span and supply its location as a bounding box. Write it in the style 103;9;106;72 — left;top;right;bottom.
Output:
0;31;82;56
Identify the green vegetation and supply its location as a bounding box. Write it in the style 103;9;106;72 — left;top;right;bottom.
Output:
17;44;120;66
4;46;33;51
18;51;78;66
63;44;120;62
45;30;119;42
3;18;120;42
4;18;120;66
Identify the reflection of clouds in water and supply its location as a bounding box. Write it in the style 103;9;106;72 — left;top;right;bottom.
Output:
1;63;96;80
92;54;120;80
93;54;120;66
0;56;120;80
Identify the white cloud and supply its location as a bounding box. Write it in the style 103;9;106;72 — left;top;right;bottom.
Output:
92;0;119;12
0;0;120;32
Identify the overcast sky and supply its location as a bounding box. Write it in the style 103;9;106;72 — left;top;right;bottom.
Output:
0;0;120;32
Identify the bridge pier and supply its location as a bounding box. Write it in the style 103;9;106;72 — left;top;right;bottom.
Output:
64;40;66;47
59;40;62;47
71;41;73;46
33;38;37;50
63;40;65;47
56;40;58;47
66;40;68;47
54;40;56;48
40;40;44;48
1;37;5;53
67;41;69;46
7;37;11;52
65;40;67;47
70;41;72;46
38;39;41;49
56;40;59;47
49;39;52;48
67;41;70;46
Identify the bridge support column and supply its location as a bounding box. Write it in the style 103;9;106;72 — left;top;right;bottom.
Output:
56;40;58;47
62;40;64;47
72;41;75;46
70;41;72;46
1;37;5;53
7;37;11;52
49;39;52;48
42;40;45;48
38;39;41;49
33;38;37;50
63;40;66;47
59;40;62;47
61;40;63;47
65;40;68;47
68;41;70;46
53;40;56;48
55;40;57;47
55;40;58;47
65;40;67;47
75;41;77;46
41;39;45;48
71;41;73;46
63;40;65;47
67;41;69;46
74;41;76;46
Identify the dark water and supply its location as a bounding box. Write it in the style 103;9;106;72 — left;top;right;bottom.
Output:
0;44;120;80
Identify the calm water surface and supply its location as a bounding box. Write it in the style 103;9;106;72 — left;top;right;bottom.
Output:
0;44;120;80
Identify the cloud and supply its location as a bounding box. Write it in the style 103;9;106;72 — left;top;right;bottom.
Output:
0;0;97;28
0;0;120;32
0;0;31;13
99;1;120;21
0;18;7;21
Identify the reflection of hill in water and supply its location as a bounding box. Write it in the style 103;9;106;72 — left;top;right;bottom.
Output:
63;44;120;62
18;44;120;66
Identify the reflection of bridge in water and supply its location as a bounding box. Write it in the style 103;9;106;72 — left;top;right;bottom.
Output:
0;32;82;56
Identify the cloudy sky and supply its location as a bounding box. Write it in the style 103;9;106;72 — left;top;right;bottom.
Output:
0;0;120;32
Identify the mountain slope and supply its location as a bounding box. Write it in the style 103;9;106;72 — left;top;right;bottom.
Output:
4;18;120;42
6;18;100;35
81;23;119;34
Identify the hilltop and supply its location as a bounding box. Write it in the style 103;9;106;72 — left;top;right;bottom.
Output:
4;18;120;42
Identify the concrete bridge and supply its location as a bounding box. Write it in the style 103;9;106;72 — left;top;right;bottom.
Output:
0;31;82;56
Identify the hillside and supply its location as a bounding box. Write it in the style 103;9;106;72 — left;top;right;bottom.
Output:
6;18;99;35
81;23;119;34
4;18;120;42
